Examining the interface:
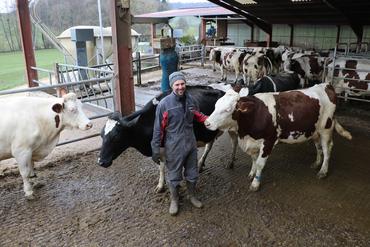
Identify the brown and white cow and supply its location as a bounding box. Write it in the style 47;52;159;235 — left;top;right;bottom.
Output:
204;83;352;191
0;92;92;199
242;47;283;85
325;57;370;96
282;50;318;73
209;47;249;82
209;47;235;73
286;55;330;87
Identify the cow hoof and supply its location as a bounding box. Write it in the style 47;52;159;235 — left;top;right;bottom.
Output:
155;186;165;194
198;166;204;173
225;162;234;169
25;193;36;200
249;184;259;192
32;181;45;189
310;163;320;169
317;172;327;179
29;173;37;178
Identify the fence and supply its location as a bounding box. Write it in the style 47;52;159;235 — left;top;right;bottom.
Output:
324;43;370;103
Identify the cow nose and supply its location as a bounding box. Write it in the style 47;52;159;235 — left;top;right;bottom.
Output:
204;120;210;127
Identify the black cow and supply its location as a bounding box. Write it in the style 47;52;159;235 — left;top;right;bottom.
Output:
248;73;301;95
98;86;228;192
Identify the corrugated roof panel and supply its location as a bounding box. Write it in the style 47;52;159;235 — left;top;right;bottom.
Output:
134;6;236;18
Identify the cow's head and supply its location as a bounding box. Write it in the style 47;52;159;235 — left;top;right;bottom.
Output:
98;112;137;168
54;93;92;130
204;89;239;131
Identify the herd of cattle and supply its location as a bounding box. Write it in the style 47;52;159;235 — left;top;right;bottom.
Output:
3;44;370;199
209;45;370;96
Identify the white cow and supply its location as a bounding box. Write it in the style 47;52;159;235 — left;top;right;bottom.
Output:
0;92;92;199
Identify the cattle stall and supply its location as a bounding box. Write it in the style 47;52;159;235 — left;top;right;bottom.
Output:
325;43;370;104
1;66;370;245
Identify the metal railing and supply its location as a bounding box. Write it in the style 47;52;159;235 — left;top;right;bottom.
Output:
325;44;370;103
178;45;204;65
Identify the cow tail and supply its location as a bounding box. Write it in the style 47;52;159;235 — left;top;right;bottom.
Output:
334;120;352;140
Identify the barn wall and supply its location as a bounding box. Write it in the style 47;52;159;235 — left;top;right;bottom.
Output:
272;24;291;45
224;21;370;51
227;23;251;46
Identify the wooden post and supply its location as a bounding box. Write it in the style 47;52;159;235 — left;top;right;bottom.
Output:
250;25;254;42
336;25;341;44
16;0;38;87
289;24;294;47
200;18;206;42
110;0;135;114
266;33;272;48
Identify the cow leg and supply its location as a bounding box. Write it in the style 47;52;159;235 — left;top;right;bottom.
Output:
317;133;334;179
225;131;238;169
14;150;34;199
250;154;268;191
234;70;239;83
243;74;247;85
198;141;214;173
220;66;225;81
28;160;36;178
155;162;166;193
248;153;258;180
311;138;323;169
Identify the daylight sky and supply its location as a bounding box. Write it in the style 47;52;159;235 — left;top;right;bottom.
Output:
0;0;15;13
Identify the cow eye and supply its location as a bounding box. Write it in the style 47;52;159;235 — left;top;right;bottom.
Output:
254;65;258;69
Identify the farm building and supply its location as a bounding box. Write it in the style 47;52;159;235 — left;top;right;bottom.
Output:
1;0;370;246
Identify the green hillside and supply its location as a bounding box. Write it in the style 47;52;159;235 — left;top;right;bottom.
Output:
0;49;64;91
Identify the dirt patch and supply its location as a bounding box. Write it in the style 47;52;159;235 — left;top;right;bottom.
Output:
1;109;370;246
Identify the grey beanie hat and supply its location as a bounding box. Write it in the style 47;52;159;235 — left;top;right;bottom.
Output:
169;71;186;88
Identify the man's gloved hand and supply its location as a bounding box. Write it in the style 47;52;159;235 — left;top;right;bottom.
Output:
152;152;160;164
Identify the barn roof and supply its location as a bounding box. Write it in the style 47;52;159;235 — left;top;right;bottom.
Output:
134;6;236;19
133;1;370;39
208;0;370;25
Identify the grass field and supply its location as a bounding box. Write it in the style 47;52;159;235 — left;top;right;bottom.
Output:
0;49;64;91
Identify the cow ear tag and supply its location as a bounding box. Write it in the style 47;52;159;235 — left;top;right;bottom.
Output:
52;103;63;113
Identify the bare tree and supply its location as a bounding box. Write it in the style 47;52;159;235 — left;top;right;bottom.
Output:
0;15;14;51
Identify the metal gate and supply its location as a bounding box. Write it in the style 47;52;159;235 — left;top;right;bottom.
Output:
324;43;370;103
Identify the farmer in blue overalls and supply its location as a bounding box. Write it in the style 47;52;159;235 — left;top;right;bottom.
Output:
151;71;208;216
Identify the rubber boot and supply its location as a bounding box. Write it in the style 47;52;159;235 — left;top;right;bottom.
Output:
187;181;203;208
168;185;179;216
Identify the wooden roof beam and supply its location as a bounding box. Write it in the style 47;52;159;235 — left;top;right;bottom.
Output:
323;0;363;42
132;16;169;24
207;0;272;35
